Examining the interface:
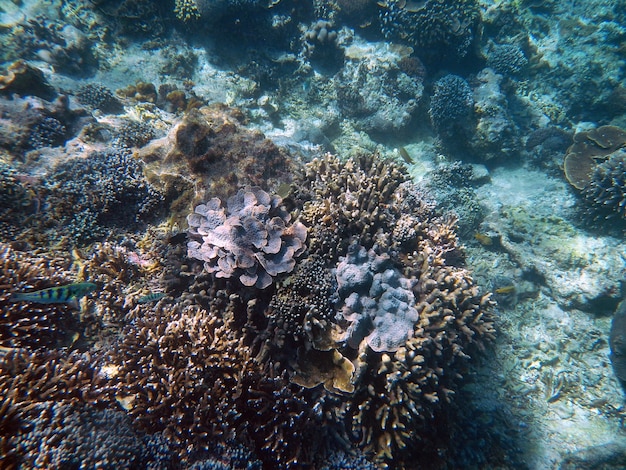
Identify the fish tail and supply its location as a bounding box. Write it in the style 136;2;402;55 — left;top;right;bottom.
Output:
9;293;29;302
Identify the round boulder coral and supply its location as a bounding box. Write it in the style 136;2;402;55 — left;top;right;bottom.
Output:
379;0;481;63
187;186;307;289
581;148;626;223
429;74;474;134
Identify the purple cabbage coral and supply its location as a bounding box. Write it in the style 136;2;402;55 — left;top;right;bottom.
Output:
187;186;307;289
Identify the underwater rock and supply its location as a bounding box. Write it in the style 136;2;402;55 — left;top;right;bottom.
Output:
469;68;522;162
418;162;487;237
0;60;56;101
137;104;295;222
610;300;626;384
335;51;423;135
560;439;626;470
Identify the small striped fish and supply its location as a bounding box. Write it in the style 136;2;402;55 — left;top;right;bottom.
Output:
10;282;97;304
137;292;166;304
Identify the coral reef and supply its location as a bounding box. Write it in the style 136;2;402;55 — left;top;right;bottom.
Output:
0;347;111;409
28;116;67;149
264;254;336;345
43;148;164;244
562;126;626;227
106;0;166;38
187;186;307;289
11;402;170;469
174;0;201;22
117;82;158;104
581;149;626;223
335;243;419;352
107;297;320;467
302;20;344;72
379;0;481;63
188;442;262;469
295;154;410;257
283;154;494;466
114;120;156;148
429;74;474;135
0;161;33;230
0;18;97;76
486;43;528;76
75;83;123;113
0;243;80;349
319;450;378;470
563;125;626;190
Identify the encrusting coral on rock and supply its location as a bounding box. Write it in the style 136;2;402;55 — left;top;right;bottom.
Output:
335;243;419;353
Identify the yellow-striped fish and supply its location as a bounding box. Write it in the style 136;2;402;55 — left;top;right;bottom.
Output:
495;285;516;295
10;282;97;304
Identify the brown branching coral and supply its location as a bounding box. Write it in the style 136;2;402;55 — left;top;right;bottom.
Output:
0;348;112;407
0;243;80;349
261;153;495;467
106;296;322;467
106;302;241;444
0;142;492;469
295;153;409;258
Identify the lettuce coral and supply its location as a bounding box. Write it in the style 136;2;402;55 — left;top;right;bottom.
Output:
187;186;307;289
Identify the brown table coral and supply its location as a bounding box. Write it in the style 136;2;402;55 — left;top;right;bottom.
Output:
564;125;626;190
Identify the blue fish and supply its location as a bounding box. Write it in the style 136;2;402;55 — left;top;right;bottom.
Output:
10;282;97;304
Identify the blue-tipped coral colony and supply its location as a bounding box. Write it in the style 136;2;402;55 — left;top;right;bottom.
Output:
1;0;626;468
